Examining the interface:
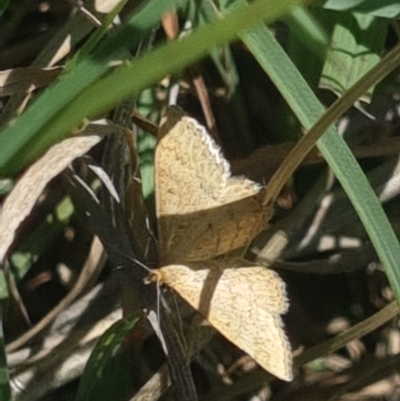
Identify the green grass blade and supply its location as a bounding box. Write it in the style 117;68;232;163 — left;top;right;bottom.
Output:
71;0;130;62
45;0;302;145
0;0;309;177
232;7;400;301
0;0;184;177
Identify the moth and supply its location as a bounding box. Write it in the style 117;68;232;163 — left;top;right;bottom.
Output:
154;106;292;381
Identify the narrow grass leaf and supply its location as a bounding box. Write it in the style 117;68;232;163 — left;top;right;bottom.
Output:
231;5;400;302
0;0;184;177
0;0;308;178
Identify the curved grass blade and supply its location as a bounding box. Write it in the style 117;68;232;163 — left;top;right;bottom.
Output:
0;0;185;177
0;0;309;178
226;2;400;302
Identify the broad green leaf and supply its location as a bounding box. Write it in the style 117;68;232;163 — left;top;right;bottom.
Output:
323;0;400;18
76;316;140;401
320;12;388;101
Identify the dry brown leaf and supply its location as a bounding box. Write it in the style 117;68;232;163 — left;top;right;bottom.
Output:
0;134;103;262
0;67;63;97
